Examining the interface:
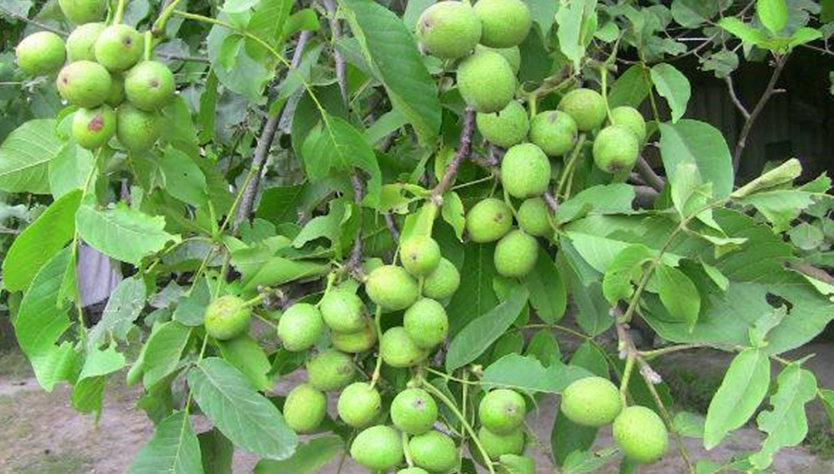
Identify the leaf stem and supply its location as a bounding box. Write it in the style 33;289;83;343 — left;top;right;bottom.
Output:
555;133;587;198
420;381;496;474
113;0;127;24
369;305;384;389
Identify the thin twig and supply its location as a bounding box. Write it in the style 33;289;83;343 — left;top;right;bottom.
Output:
321;0;348;105
635;156;665;192
0;6;68;36
346;175;365;274
431;108;476;202
543;191;560;213
155;52;210;63
384;213;400;242
233;31;311;230
732;54;789;173
724;75;750;120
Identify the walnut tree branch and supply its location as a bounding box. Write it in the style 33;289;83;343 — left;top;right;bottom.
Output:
0;6;68;36
635;156;665;192
233;31;311;230
432;108;476;202
732;54;790;173
321;0;348;105
724;75;751;120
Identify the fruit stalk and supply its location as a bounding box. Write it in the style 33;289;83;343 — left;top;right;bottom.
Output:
420;381;497;474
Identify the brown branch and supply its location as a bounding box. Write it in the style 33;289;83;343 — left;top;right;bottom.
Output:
384;213;400;242
543;192;560;213
732;54;789;173
635;157;665;192
724;75;750;120
0;6;68;36
234;31;311;230
432;108;476;201
155;52;210;63
321;0;348;105
346;175;365;274
633;185;659;209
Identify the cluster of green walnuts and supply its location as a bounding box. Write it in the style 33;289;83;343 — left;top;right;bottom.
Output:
14;0;175;151
415;0;649;281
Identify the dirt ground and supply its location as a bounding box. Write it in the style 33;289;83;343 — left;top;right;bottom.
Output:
1;344;833;474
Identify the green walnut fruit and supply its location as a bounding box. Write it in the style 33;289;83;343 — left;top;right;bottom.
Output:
476;101;529;148
116;104;161;151
479;389;526;435
529;110;578;157
106;74;125;106
276;303;324;352
57;60;111;108
478;427;525;460
500;143;551;199
72;105;116;149
417;1;482;59
283;383;327;434
319;287;366;333
494;230;538;278
66;22;105;62
350;425;404;471
476;44;520;74
613;406;669;464
337;382;382;428
306;350;355;392
466;197;513;243
610;106;647;143
380;327;427;368
404;298;448;349
409;431;458;473
398;469;430;474
94;24;144;72
592;125;640;174
561;376;622;428
473;0;531;48
59;0;107;24
331;323;377;353
124;61;175;111
423;258;460;300
203;295;251;340
391;388;438;435
457;49;516;113
365;265;420;311
400;236;442;276
16;32;66;76
558;88;607;132
516;198;550;238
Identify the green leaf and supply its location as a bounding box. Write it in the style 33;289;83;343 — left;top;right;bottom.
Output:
173;278;212;326
206;18;272;103
79;344;126;380
523;252;567;323
556;0;598;68
750;365;817;468
128;411;204;474
0;119;61;194
523;0;557;36
551;413;598;467
256;184;326;224
731;158;801;198
704;349;771;449
441;192;466;241
254;436;344;474
654;263;701;331
498;454;535;474
674;411;706;439
525;330;561;366
650;63;691;123
555;184;635;225
608;65;652;109
187;358;298;460
292;199;350;252
671;0;720;28
735;189;816;233
13;248;77;391
71;376;106;415
87;277;147;348
570;342;609;378
446;286;529;372
573;280;613;337
659;120;734;199
301;115;381;207
481;353;592;394
3;189;82;292
340;0;441;144
143;321;192;388
447;243;499;336
248;0;293;45
49;143;94;198
788;222;824;250
159;148;208;207
231;251;328;292
76;202;180;265
561;448;618;474
718;17;768;46
218;335;272;392
757;0;789;35
197;429;233;474
602;244;653;306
